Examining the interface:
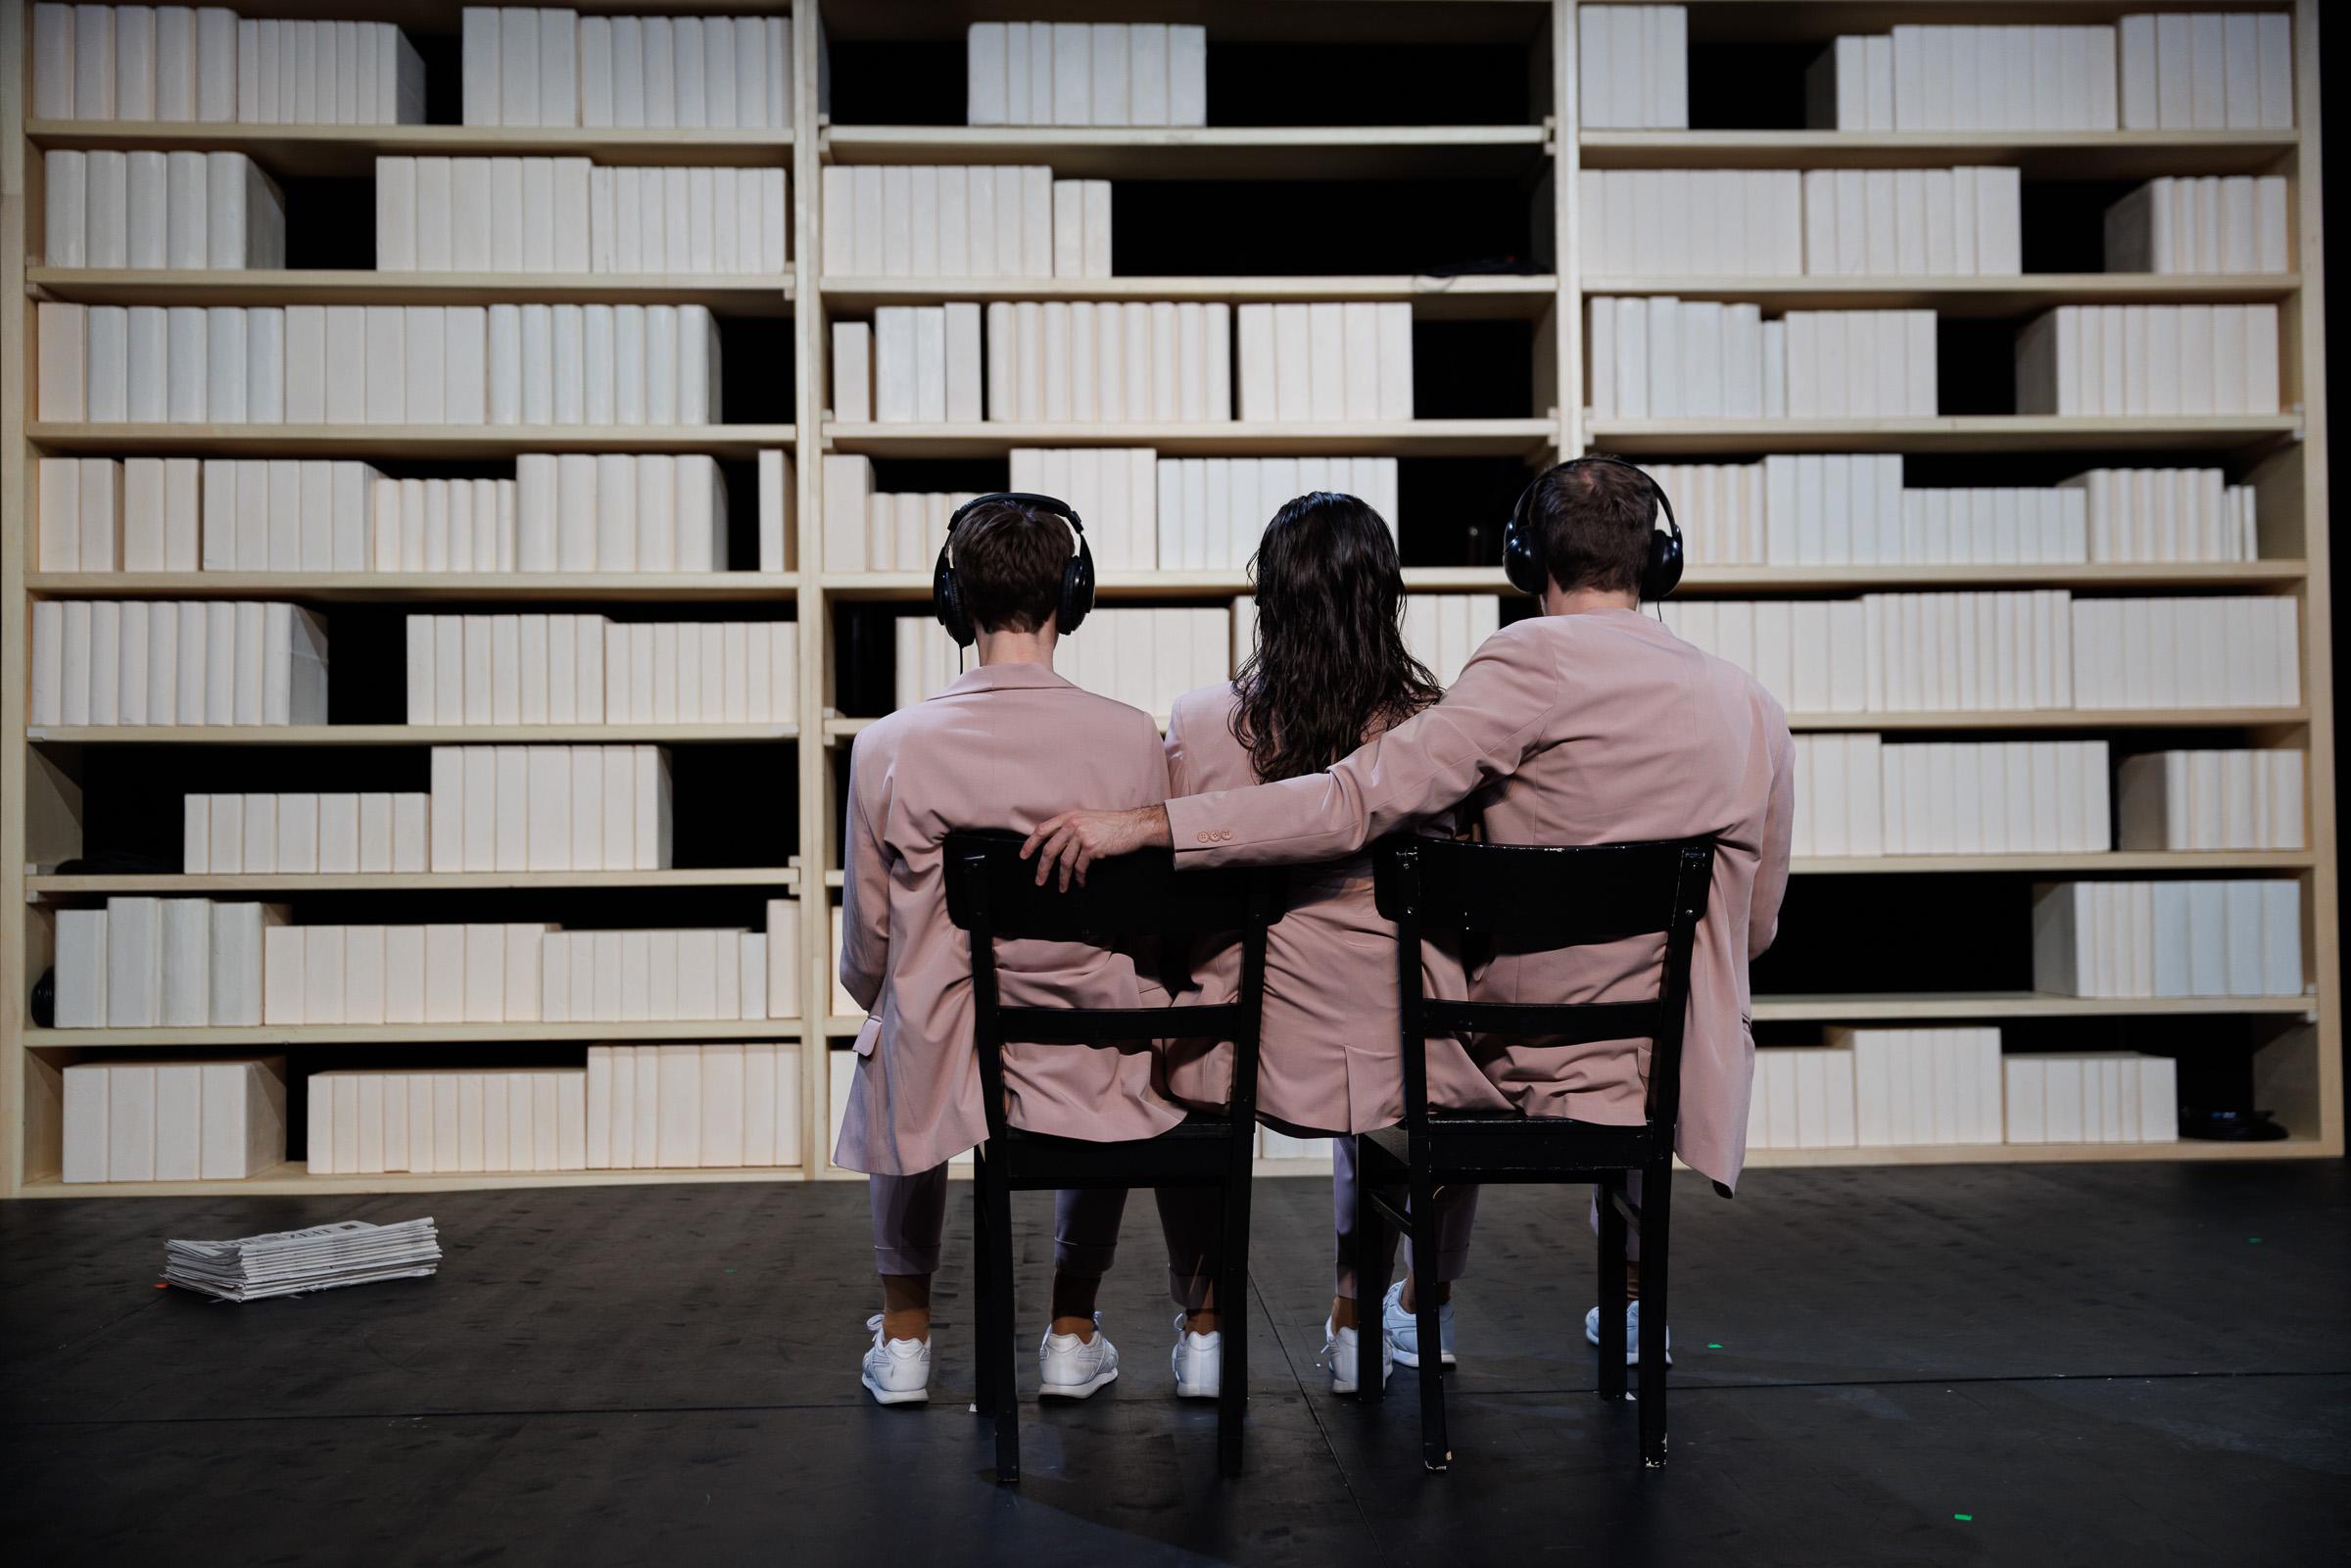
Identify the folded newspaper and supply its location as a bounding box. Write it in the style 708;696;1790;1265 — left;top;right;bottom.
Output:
163;1218;442;1302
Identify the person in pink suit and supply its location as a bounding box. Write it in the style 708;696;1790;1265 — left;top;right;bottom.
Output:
1028;458;1797;1368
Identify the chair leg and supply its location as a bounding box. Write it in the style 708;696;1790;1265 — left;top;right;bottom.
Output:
984;1165;1022;1484
1352;1138;1385;1407
1216;1164;1254;1477
1408;1164;1451;1472
1597;1172;1628;1401
971;1158;996;1418
1636;1162;1671;1470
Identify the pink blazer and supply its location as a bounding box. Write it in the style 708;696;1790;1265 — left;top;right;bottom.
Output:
1164;609;1796;1189
1159;684;1511;1134
834;661;1186;1175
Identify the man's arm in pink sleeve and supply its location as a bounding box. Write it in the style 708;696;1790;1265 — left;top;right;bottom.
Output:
839;743;892;1014
1163;630;1559;869
1749;717;1797;960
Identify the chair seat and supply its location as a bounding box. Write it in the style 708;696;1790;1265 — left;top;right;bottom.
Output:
990;1113;1244;1189
1358;1117;1664;1181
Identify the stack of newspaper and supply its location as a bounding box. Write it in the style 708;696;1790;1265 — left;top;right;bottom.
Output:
163;1218;442;1302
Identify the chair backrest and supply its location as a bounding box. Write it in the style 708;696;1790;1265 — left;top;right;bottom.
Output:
1372;834;1717;1138
943;830;1282;1144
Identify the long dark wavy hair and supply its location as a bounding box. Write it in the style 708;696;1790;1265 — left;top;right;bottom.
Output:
1231;492;1442;783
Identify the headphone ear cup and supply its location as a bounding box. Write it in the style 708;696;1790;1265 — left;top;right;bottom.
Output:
934;554;975;647
1502;513;1547;596
1642;526;1684;601
1059;540;1096;634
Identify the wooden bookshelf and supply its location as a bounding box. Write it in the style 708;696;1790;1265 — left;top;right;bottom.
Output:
3;0;2336;1199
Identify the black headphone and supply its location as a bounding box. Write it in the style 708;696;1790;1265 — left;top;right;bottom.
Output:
1502;455;1684;602
933;491;1096;648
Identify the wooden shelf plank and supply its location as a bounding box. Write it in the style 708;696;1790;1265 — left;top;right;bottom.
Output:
824;124;1551;179
24;119;792;176
27;1021;799;1047
1791;850;2317;876
1586;415;2303;455
1581;272;2302;315
820;273;1558;318
28;267;792;313
27;571;801;602
1742;1135;2330;1168
30;724;798;745
1580;128;2298;176
15;1162;804;1198
1751;991;2318;1022
826;419;1559;457
28;423;796;458
30;868;802;896
1785;707;2307;731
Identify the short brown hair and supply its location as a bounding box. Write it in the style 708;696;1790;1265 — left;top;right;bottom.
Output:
1527;456;1657;596
951;498;1075;634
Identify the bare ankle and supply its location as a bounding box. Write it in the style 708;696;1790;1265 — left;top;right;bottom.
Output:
1331;1295;1359;1331
1049;1314;1097;1342
1183;1308;1221;1335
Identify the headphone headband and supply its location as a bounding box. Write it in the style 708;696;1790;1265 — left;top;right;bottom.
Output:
933;491;1096;647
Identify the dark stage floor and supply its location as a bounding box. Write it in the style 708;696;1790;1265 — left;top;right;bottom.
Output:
3;1161;2346;1567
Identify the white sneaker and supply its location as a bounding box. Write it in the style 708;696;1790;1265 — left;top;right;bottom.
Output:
1321;1316;1392;1395
1171;1313;1222;1400
860;1313;932;1405
1381;1278;1458;1368
1037;1316;1121;1400
1583;1300;1672;1366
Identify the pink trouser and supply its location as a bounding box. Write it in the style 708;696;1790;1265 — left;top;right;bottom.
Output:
869;1167;1129;1279
1329;1134;1480;1299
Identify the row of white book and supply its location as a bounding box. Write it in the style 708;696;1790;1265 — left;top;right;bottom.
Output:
824;481;979;576
2034;880;2303;1000
894;607;1235;718
376;159;788;276
29;5;421;124
35;301;726;425
405;616;798;728
2071;597;2301;711
1576;167;2020;280
506;451;744;572
831;306;984;424
2016;305;2281;418
966;21;1206;127
1786;736;2114;859
1006;301;1233;424
1400;596;1505;688
29;599;325;728
460;8;791;129
2120;12;2297;130
52;899;274;1026
1589;300;1937;421
1575;7;1688;130
1234;304;1417;425
1663;592;2075;714
585;1044;801;1168
1747;1034;2181;1149
1155;456;1403;571
61;1058;287;1183
2118;751;2307;852
427;745;671;874
1007;449;1159;569
41;150;282;270
313;1067;583;1175
2066;468;2261;565
1806;26;2121;131
2106;177;2292;276
821;166;1109;281
183;793;430;876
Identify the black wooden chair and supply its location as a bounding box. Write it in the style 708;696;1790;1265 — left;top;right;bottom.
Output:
943;830;1281;1484
1354;833;1716;1472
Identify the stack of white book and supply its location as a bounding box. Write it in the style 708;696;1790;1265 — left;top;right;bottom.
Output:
818;457;976;573
184;792;430;875
893;607;1231;717
1577;166;2021;279
2015;304;2280;417
1010;449;1159;567
481;302;724;425
1757;454;1905;564
2118;13;2294;129
377;158;787;275
1786;736;1887;857
39;456;183;570
2117;750;2306;851
53;898;279;1027
266;922;550;1024
312;1066;584;1174
587;1043;803;1167
2004;1053;2179;1144
1889;488;2092;567
1788;736;2113;858
1817;26;2120;130
1809;167;2020;276
2070;596;2299;709
42;150;282;269
2033;879;2302;998
823;166;1107;280
427;744;672;873
29;6;423;124
371;477;521;573
1746;1045;1857;1149
836;307;987;423
30;598;325;728
1576;6;1688;129
1156;456;1401;569
1663;592;2076;713
462;9;790;128
1589;299;1937;419
1832;1026;2006;1147
1637;462;1767;566
63;1058;285;1182
509;451;734;571
2106;177;2291;275
980;300;1241;423
2064;468;2259;563
1403;595;1502;687
1660;599;1869;713
1235;303;1414;423
167;1218;442;1299
544;921;787;1022
407;614;795;727
967;22;1205;127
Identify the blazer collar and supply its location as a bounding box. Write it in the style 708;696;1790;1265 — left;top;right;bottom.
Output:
937;660;1074;697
